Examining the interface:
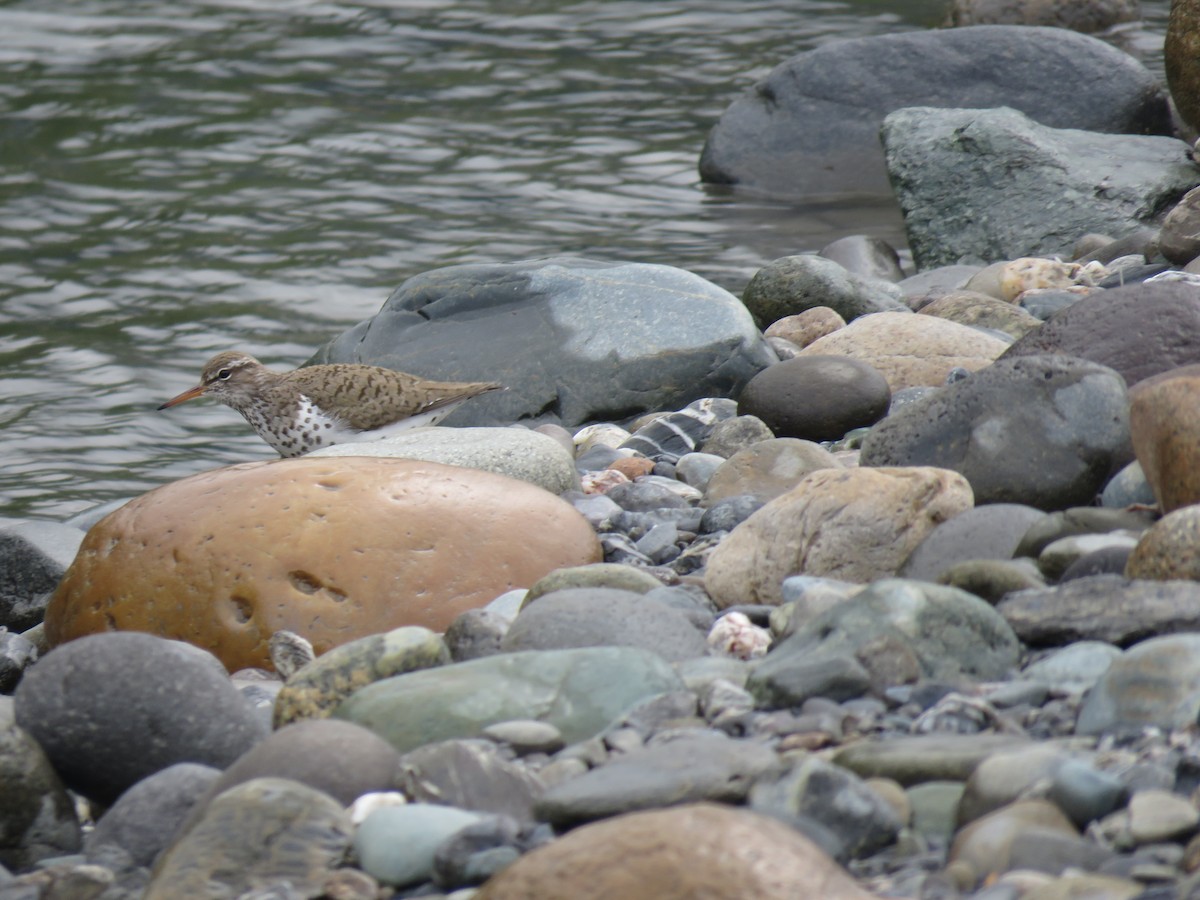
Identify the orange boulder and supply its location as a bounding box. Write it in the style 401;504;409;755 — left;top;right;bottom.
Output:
46;457;601;671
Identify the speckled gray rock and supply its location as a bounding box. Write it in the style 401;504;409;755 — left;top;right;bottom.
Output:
536;732;778;828
0;712;81;870
313;258;776;428
740;255;906;327
308;426;580;494
501;588;709;662
860;354;1131;511
145;777;352;900
273;625;449;727
14;633;267;805
86;763;219;868
335;646;685;754
0;520;84;632
999;282;1200;388
883;106;1196;268
699;25;1169;198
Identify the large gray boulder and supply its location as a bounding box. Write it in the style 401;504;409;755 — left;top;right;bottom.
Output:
313;258;776;429
699;25;1170;198
883;106;1199;268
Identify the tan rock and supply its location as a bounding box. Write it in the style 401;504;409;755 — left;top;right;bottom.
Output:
917;290;1043;339
704;466;973;607
764;306;846;348
704;438;841;505
1126;505;1200;581
45;458;601;671
949;799;1078;886
1168;0;1200;136
474;802;874;900
796;311;1008;391
1129;365;1200;513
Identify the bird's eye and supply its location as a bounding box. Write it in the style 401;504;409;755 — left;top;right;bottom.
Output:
217;368;232;380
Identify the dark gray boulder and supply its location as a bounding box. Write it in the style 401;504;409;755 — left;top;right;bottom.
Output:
699;25;1170;198
860;354;1131;511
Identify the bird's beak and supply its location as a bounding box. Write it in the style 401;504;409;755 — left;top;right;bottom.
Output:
157;384;207;410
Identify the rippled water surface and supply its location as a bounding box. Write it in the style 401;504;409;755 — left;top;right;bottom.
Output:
0;0;1173;519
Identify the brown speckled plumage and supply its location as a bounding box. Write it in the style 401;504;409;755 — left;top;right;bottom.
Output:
159;351;504;457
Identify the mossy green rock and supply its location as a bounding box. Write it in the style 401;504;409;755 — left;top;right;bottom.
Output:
334;646;684;753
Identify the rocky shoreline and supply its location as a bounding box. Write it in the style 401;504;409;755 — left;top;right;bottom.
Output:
10;5;1200;900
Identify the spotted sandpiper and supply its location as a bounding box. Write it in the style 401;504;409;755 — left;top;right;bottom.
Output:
158;351;505;457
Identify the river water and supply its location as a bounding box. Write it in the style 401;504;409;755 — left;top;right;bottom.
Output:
0;0;1173;520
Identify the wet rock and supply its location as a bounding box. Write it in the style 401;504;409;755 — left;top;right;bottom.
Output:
818;235;906;282
314;258;775;428
704;467;973;607
45;458;600;671
14;632;266;806
860;354;1131;511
